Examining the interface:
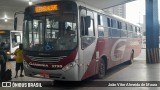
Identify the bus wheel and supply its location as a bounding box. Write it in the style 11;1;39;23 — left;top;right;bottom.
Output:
128;50;134;64
97;58;106;79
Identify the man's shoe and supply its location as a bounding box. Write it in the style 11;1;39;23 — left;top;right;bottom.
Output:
20;75;24;77
15;76;18;78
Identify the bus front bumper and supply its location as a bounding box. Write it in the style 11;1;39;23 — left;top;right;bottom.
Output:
23;61;79;81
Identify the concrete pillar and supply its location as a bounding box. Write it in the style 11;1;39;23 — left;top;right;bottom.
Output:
146;0;159;63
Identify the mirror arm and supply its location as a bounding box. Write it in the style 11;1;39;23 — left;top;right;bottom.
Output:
14;11;24;18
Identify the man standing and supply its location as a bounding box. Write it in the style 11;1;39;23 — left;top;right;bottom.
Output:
0;42;7;81
14;44;24;78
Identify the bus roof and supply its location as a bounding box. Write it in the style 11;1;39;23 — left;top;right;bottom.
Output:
25;0;140;27
75;0;141;27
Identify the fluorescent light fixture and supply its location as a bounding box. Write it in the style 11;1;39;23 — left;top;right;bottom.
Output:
29;0;32;5
4;14;8;22
4;18;8;22
4;14;7;18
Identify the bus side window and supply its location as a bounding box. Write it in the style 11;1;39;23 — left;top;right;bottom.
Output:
98;15;108;37
86;10;94;36
97;15;104;37
80;8;86;36
88;19;94;36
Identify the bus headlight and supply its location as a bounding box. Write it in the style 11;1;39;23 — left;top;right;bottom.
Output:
23;60;29;69
62;61;76;71
6;51;11;55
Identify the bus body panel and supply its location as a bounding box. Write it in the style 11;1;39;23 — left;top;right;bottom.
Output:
81;37;142;80
79;38;98;80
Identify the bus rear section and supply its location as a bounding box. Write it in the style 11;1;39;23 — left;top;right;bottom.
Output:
0;30;22;60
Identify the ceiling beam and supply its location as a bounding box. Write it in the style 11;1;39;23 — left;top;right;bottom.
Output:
78;0;135;9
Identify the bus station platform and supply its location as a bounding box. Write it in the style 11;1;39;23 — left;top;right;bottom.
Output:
0;49;160;90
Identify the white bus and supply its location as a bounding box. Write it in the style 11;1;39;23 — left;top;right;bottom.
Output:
0;30;22;60
15;0;142;81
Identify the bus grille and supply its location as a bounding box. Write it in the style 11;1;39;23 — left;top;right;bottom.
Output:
49;74;62;78
28;56;67;63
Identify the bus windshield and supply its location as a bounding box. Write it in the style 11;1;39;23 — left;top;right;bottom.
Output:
23;14;77;51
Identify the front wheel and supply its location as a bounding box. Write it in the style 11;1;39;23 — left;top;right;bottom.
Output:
96;59;106;79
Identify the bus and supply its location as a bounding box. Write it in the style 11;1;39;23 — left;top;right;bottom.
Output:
0;30;22;60
17;0;142;81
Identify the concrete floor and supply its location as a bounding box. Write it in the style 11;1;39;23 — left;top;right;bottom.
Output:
1;49;160;90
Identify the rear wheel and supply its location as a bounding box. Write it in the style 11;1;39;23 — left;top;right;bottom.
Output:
97;58;106;79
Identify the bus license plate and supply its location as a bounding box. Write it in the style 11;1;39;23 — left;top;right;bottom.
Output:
40;72;49;77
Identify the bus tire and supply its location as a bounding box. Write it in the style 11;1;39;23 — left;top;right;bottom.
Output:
128;50;134;64
53;80;62;86
96;58;106;79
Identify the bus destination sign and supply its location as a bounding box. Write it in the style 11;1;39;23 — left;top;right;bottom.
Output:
35;4;59;13
0;31;5;34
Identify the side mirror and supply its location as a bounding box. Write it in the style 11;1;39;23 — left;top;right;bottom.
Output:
14;17;17;30
85;16;91;28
